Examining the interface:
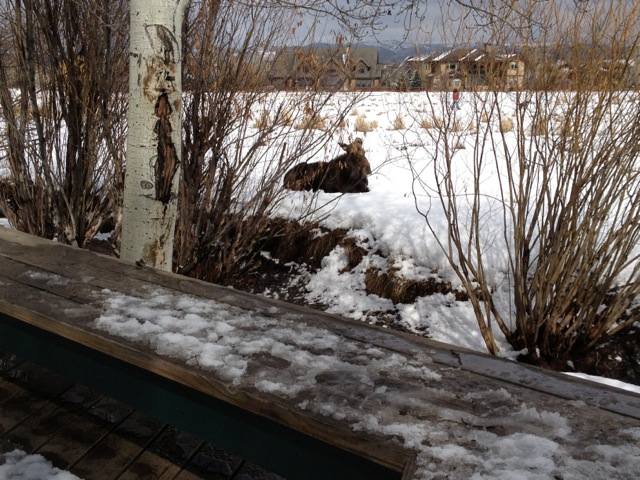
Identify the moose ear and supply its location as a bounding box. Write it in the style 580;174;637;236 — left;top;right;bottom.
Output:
338;142;349;151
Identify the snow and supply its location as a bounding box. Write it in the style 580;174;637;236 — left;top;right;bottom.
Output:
0;450;81;480
2;91;640;479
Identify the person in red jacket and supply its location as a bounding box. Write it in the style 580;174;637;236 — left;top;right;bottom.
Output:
451;87;461;110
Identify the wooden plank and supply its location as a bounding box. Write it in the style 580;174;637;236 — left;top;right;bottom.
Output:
34;397;133;470
1;382;102;453
0;354;244;480
70;409;166;479
0;311;399;480
2;227;640;480
0;364;75;435
173;442;243;480
118;426;203;480
0;259;411;476
2;228;639;420
231;462;286;480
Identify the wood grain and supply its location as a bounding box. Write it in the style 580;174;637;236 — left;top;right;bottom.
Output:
1;227;640;480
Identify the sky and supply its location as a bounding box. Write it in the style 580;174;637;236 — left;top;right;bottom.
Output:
2;89;640;479
293;1;445;46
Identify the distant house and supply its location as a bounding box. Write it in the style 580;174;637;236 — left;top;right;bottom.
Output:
540;46;639;90
268;46;383;90
405;45;525;91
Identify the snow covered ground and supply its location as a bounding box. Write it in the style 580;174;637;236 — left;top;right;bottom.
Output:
1;91;640;479
273;91;640;381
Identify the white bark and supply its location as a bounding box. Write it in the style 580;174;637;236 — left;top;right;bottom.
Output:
121;0;190;270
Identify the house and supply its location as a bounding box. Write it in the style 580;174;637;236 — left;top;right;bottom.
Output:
268;46;383;90
405;45;525;91
539;45;639;90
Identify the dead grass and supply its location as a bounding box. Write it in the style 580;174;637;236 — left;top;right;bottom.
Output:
531;115;548;136
260;218;349;269
364;266;466;304
392;115;406;130
295;112;327;131
500;117;514;133
237;217;465;306
354;114;378;133
419;116;435;129
253;109;270;129
451;119;464;132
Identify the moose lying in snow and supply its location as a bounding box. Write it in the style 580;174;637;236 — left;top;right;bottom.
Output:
283;138;371;193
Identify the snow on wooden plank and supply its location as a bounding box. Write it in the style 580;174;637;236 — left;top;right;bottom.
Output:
1;227;639;480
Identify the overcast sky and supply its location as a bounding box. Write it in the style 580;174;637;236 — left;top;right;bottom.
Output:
293;1;632;48
292;1;446;46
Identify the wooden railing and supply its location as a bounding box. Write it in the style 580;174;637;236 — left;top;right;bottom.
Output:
1;227;639;480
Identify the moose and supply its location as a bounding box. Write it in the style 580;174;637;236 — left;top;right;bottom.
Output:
283;138;371;193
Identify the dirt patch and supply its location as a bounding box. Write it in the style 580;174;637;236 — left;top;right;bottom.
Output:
571;327;640;386
259;218;349;269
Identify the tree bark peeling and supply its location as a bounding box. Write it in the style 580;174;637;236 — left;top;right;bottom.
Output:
154;92;178;204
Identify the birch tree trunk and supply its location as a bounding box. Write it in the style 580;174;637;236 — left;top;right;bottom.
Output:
121;0;190;270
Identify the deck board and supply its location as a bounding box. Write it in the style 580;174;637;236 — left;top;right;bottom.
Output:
1;227;640;479
0;355;283;480
2;383;102;453
34;397;134;470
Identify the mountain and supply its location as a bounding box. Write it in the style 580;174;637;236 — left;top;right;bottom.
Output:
365;42;450;64
296;41;447;65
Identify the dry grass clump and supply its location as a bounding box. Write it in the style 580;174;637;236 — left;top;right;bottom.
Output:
480;111;489;123
260;218;347;269
530;115;549;136
500;117;514;133
354;114;378;133
453;140;466;150
451;119;464;132
392;115;406;130
295;112;327;131
274;108;293;126
252;109;270;129
364;265;465;304
419;116;435;129
467;120;476;132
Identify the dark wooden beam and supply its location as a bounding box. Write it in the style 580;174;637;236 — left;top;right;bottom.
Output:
0;312;401;480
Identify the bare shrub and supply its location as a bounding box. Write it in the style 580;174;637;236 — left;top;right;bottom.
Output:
174;2;363;284
530;115;548;136
409;1;640;363
0;0;127;249
253;110;271;130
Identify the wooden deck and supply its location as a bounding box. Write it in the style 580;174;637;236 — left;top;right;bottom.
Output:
0;350;282;479
1;226;640;480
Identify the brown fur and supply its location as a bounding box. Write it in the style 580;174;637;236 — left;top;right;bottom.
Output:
283;138;371;193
